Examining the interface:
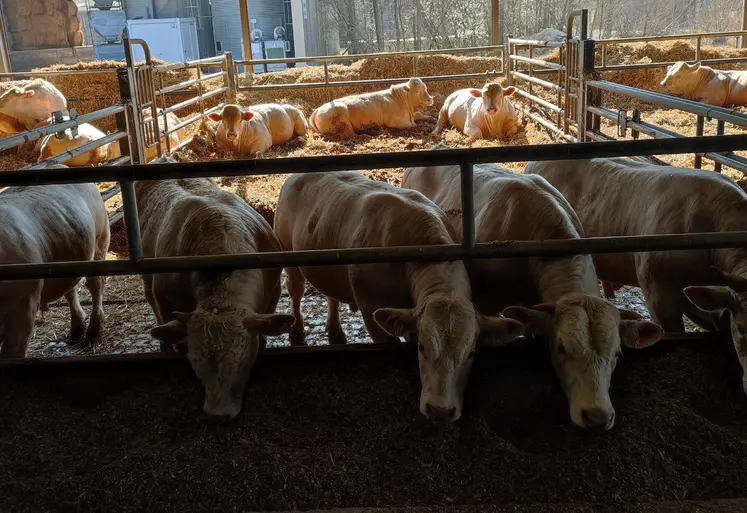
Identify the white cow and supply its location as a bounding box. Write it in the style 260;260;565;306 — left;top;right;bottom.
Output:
402;155;663;430
434;82;519;140
274;171;525;423
529;157;747;393
141;156;294;420
0;79;67;129
309;78;434;137
660;62;747;106
209;103;307;157
38;122;121;166
0;164;109;358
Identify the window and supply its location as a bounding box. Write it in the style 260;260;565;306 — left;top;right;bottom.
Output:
184;0;202;29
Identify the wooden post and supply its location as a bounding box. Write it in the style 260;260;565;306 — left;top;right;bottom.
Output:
239;0;253;60
742;0;747;48
0;2;12;73
491;0;500;45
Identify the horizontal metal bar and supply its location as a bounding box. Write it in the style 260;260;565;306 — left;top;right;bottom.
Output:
587;80;747;128
0;105;126;152
156;71;226;96
507;38;565;48
514;88;563;113
162;86;227;115
108;208;124;225
704;151;747;173
163;103;224;136
509;55;564;70
103;156;131;167
597;57;747;71
25;132;127;168
520;107;576;141
598;30;747;45
511;71;564;92
234;45;504;67
2;135;746;186
6;231;747;281
101;184;121;201
0;68;117;78
238;72;504;92
153;56;226;72
161;135;193;155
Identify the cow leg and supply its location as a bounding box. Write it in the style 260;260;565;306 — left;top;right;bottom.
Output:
142;276;164;325
285;267;307;346
2;301;37;358
326;298;347;345
65;287;87;343
153;290;178;352
464;125;483;141
501;120;519;139
84;275;105;342
642;284;685;333
414;111;435;122
433;108;449;134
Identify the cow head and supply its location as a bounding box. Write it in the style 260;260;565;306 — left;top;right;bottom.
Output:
503;293;663;431
151;307;294;421
470;82;516;116
684;267;747;393
0;86;34;108
374;296;524;423
660;61;702;93
208;104;254;142
402;77;434;109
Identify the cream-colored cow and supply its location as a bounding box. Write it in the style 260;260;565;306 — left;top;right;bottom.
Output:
660;62;747;106
38;122;121;166
309;78;434;137
274;171;524;423
434;82;519;140
0;79;67;130
209;103;307;157
402;155;662;430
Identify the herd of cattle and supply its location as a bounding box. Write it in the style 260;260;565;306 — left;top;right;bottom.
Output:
1;58;747;431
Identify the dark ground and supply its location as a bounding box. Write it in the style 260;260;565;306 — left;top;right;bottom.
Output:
2;335;747;513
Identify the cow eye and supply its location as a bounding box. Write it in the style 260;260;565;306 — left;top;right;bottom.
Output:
417;344;426;357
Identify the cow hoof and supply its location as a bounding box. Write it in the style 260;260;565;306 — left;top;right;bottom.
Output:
328;331;348;345
66;325;86;345
84;325;103;343
160;341;176;353
289;331;307;346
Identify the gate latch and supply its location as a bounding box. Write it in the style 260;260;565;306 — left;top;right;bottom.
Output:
617;109;627;138
53;108;78;139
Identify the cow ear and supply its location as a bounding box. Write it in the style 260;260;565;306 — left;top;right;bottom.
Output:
151;319;188;344
243;313;295;336
207;112;222;122
619;320;663;349
693;62;701;71
502;306;553;337
374;307;417;339
242;111;255;121
469;89;482;98
503;86;516;96
477;315;525;347
684;286;735;314
617;308;644;320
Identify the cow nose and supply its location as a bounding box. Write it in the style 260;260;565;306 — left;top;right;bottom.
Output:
487;108;497;115
227;132;237;140
204;412;232;424
581;408;614;430
425;403;457;422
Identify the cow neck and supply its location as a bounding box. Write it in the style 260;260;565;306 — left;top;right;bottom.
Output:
406;261;471;306
687;68;712;99
391;86;415;119
533;255;597;302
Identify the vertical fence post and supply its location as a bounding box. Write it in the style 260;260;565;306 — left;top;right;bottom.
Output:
694;115;704;169
715;120;725;172
504;41;511;87
460;162;475;249
224;51;237;102
695;37;702;62
115;68;134;163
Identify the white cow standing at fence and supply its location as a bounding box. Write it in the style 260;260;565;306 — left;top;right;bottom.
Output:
528;157;747;393
433;82;519;140
401;153;664;430
209;103;307;158
309;78;434;138
660;61;747;107
0;79;67;130
274;171;525;423
141;156;295;421
0;163;109;358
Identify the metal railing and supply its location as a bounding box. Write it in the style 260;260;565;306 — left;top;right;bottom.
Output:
235;45;504;92
595;30;747;71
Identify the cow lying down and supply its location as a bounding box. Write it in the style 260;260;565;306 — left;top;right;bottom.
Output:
309;78;434;138
529;157;747;393
0;163;109;358
274;171;525;423
660;61;747;107
402;152;664;430
434;82;519;140
141;156;294;420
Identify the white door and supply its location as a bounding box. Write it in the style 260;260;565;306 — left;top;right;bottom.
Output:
127;20;183;63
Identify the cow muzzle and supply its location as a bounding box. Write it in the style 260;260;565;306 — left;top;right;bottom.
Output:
226;132;238;141
423;402;459;423
580;407;615;431
487;107;498;115
203;398;241;422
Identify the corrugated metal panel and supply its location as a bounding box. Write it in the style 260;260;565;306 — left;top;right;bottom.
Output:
247;0;285;43
123;0;154;19
211;0;244;58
